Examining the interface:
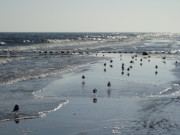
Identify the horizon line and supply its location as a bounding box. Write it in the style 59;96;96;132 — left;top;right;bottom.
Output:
0;31;179;34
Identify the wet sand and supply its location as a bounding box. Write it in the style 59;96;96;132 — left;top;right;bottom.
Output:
1;53;180;135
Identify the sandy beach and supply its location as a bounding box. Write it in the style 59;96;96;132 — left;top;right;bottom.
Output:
1;52;180;135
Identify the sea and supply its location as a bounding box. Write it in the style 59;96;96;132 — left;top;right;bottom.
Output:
1;32;180;134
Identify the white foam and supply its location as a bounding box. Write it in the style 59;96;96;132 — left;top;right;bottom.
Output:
159;87;172;95
0;42;6;45
40;100;69;114
0;60;96;86
173;83;180;86
0;56;26;64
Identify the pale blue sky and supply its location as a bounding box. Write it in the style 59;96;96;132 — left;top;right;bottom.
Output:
0;0;180;32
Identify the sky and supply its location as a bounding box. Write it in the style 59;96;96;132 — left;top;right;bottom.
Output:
0;0;180;32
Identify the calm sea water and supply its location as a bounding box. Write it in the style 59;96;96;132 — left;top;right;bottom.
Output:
1;32;180;128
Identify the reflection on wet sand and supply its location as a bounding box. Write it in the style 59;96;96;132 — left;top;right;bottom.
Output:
14;113;19;124
93;94;97;103
107;88;111;98
82;81;85;85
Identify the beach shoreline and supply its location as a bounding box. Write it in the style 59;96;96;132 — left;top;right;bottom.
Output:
1;52;180;135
